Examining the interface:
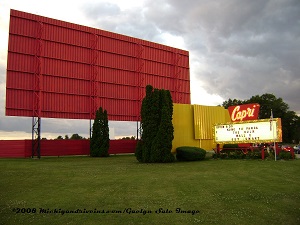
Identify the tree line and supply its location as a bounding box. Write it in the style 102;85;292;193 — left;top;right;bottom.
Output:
55;134;87;140
222;93;300;143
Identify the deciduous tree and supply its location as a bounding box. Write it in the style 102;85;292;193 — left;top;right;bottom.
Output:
222;93;300;143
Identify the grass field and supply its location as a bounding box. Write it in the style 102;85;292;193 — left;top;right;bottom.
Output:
0;154;299;225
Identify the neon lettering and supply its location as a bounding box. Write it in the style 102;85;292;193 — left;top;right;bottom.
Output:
231;105;257;121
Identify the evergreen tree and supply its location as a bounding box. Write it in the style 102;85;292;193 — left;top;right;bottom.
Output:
135;140;143;162
135;85;175;163
90;107;110;157
151;90;174;162
99;109;110;157
90;108;101;157
135;86;153;162
139;85;153;162
147;88;161;162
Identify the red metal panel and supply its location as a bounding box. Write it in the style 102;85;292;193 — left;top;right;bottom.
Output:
0;140;30;157
109;140;137;154
5;89;33;116
7;52;35;73
40;139;90;156
0;140;136;157
6;9;190;121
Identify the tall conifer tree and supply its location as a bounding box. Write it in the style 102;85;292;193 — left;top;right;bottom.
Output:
90;107;110;157
135;85;174;163
90;108;101;157
99;109;110;157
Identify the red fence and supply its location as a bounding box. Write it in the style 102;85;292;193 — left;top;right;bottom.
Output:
0;140;31;157
0;140;137;158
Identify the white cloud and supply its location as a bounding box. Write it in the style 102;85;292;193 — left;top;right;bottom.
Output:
0;131;31;140
159;32;186;50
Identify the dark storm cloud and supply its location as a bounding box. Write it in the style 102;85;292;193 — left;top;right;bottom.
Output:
0;116;32;133
142;0;300;112
82;2;162;42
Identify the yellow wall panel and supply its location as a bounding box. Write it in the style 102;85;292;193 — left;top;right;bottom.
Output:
172;104;230;152
172;104;199;152
194;105;230;140
198;140;213;151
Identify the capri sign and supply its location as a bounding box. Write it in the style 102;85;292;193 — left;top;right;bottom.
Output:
228;103;260;122
213;118;282;144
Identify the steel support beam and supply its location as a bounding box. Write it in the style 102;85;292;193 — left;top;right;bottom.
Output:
90;33;98;120
32;117;41;158
173;52;182;103
135;42;144;139
89;33;98;146
32;21;43;158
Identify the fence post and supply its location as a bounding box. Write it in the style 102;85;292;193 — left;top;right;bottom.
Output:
291;149;295;159
261;147;264;160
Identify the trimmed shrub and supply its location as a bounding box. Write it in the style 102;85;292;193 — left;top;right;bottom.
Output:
176;146;206;161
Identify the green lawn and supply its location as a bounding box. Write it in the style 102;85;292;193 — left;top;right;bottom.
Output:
0;155;299;225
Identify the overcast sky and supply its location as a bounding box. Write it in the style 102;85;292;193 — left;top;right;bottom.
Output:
0;0;299;140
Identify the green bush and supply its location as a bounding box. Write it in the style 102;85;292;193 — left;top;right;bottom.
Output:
212;153;219;159
231;150;245;159
263;150;270;158
278;151;293;160
221;144;240;156
251;150;262;159
213;149;265;160
212;148;295;160
219;153;228;159
176;147;206;161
